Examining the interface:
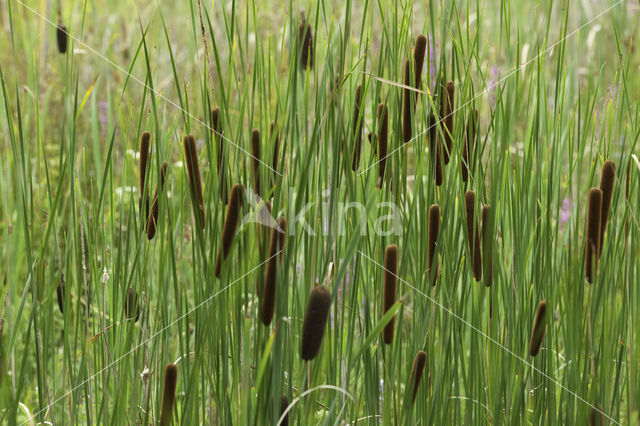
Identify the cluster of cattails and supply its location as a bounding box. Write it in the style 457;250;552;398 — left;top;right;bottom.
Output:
406;350;427;407
298;14;314;70
56;24;68;54
376;103;389;188
301;286;331;360
528;299;547;357
260;217;287;325
351;85;364;171
184;134;206;228
158;363;178;426
427;204;440;284
382;244;399;344
124;287;140;322
215;184;244;278
146;162;168;240
211;108;228;204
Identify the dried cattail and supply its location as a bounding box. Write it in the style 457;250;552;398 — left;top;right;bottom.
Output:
146;162;168;240
270;121;280;184
407;351;427;405
215;184;245;278
280;394;290;426
427;204;440;284
211;107;228;204
382;244;399;344
299;15;314;70
429;113;443;186
376;103;389;188
402;59;413;143
443;81;454;164
139;131;151;216
462;110;477;182
251;129;261;197
301;286;331;360
585;188;602;283
260;217;286;326
124;287;140;322
56;24;68;54
528;299;547;356
482;205;493;287
184;135;206;228
56;282;65;314
464;191;482;281
351;85;364;171
413;35;427;106
598;160;615;255
158;363;178;426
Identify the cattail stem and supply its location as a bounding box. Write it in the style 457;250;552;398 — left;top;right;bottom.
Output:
351;85;363;171
251;129;261;197
215;184;245;278
599;160;615;255
158;363;178;426
528;300;547;357
402;59;413;143
301;286;331;360
413;35;427;107
184;135;206;228
427;204;440;285
260;217;287;326
299;15;314;70
376;103;389;188
464;191;482;281
462;110;477;182
585;188;602;283
443;81;455;164
382;244;398;344
407;351;427;405
482;204;493;287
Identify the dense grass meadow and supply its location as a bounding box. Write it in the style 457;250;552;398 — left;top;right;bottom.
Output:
2;0;640;424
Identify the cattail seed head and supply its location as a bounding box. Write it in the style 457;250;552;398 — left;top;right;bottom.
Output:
215;184;245;278
56;24;68;54
184;135;206;228
124;287;140;322
299;15;314;70
376;103;389;188
482;205;493;287
528;299;547;357
260;217;286;326
402;59;413;143
382;244;399;344
56;281;65;314
585;188;602;283
280;394;290;426
427;204;440;285
464;191;482;281
301;286;331;360
462;110;477;182
146;162;168;240
251;129;261;197
413;35;427;104
139;132;151;197
211;107;228;204
443;81;455;164
598;160;615;255
158;363;178;426
408;351;427;405
270;121;280;184
351;85;364;171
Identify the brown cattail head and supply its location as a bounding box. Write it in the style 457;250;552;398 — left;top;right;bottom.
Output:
211;107;228;204
251;129;261;197
301;286;332;360
184;135;206;228
461;110;477;182
299;15;314;70
280;394;290;426
528;299;547;356
270;121;280;184
408;350;427;405
376;103;389;188
585;188;602;283
260;217;286;326
158;363;178;426
598;160;615;255
139;132;151;197
215;184;245;278
351;85;363;171
382;244;399;344
146;162;169;240
56;24;68;54
443;81;455;164
413;35;427;105
428;113;443;186
56;281;65;314
482;205;493;287
124;287;141;322
402;59;413;143
427;204;440;284
464;191;482;281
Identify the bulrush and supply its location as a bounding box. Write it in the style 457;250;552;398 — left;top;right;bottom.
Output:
528;299;547;357
211;107;228;203
351;85;364;171
146;162;168;240
56;24;68;54
407;351;427;405
139;131;151;218
251;129;261;197
464;191;482;281
429;113;443;186
158;363;178;426
299;15;314;70
443;81;455;164
215;184;245;278
56;281;65;314
598;160;615;255
413;35;427;105
260;217;287;326
124;287;140;322
401;59;413;143
376;103;389;188
585;188;602;283
382;244;399;344
461;110;477;182
427;204;440;284
184;135;206;228
301;286;331;360
482;205;493;287
270;121;280;185
280;394;290;426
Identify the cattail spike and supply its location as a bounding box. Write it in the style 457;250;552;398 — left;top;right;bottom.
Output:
158;363;178;426
301;286;331;360
408;351;427;405
139;132;151;197
215;184;245;278
211;107;228;204
124;287;140;322
598;160;615;255
251;129;261;197
376;103;389;188
184;135;206;228
56;24;68;54
528;300;547;357
464;191;482;281
462;110;477;182
443;81;455;164
413;35;427;106
270;121;280;185
56;281;65;314
585;188;602;283
482;205;493;287
427;204;440;285
382;244;399;344
402;59;413;143
351;85;363;171
299;15;314;70
260;217;286;326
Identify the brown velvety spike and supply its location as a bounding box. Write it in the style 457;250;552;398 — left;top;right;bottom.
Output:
382;244;399;344
184;135;206;228
215;184;245;278
443;81;455;164
260;217;286;326
402;59;413;143
413;35;427;105
585;188;602;283
211;107;228;204
428;113;443;186
139;132;151;196
251;129;261;197
56;282;65;314
270;121;280;184
351;85;364;171
124;287;140;322
464;191;482;281
146;162;169;240
299;16;314;70
598;160;615;255
482;205;493;287
301;286;331;360
56;25;68;54
158;363;178;426
528;300;547;357
462;110;477;182
376;103;389;188
280;394;290;426
427;204;440;285
408;351;427;405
